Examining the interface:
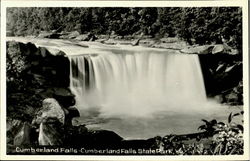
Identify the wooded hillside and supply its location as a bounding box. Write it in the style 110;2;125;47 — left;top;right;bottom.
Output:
7;7;242;49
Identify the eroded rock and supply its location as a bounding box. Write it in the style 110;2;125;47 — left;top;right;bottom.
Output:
33;98;65;125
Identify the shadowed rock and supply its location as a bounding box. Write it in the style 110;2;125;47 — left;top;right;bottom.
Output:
14;122;32;146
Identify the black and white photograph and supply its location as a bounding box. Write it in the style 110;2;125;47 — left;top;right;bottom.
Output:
0;0;249;160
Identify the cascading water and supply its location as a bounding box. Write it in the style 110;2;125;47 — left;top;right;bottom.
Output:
66;46;237;139
69;49;207;117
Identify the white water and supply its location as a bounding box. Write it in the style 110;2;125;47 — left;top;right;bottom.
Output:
68;48;241;139
69;50;207;117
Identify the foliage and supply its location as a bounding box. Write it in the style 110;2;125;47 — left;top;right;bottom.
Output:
160;135;210;155
211;111;244;155
6;42;29;91
157;111;244;155
6;42;42;121
7;7;242;50
198;119;217;137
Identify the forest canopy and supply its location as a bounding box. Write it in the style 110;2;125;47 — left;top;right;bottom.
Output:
7;7;242;49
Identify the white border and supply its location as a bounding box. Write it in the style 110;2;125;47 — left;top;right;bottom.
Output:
1;0;249;160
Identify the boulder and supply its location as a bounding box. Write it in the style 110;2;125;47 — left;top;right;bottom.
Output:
98;34;110;40
212;44;240;55
180;45;213;54
63;106;80;127
53;87;74;97
76;33;98;41
68;31;80;39
46;47;66;56
229;49;239;55
75;34;89;41
53;88;76;107
152;42;187;50
212;44;225;54
59;34;70;39
37;32;51;38
37;31;60;39
32;98;65;125
14;122;32;146
67;106;80;118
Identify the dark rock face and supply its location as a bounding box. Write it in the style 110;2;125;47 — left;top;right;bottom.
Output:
7;119;38;147
181;44;240;56
199;53;242;104
6;41;79;148
14;122;32;146
7;119;24;145
7;41;71;121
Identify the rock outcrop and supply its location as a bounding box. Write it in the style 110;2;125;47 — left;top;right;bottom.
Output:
7;41;72;119
6;41;80;148
180;45;214;54
199;53;242;104
32;98;65;125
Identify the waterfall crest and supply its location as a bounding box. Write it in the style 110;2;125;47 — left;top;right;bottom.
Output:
69;50;207;117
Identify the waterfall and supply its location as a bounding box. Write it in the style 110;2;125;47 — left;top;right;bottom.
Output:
69;50;207;117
